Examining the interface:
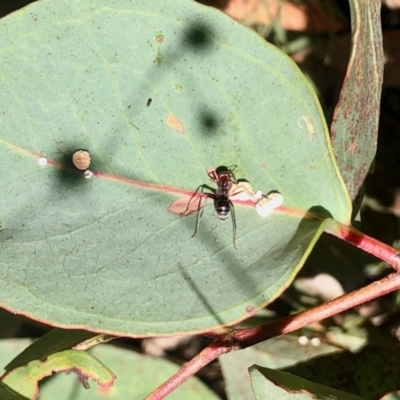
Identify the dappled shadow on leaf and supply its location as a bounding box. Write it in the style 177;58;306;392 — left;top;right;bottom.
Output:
55;149;85;188
281;206;333;258
178;263;223;326
263;206;335;314
122;18;224;148
180;22;215;52
196;0;230;8
283;344;400;400
180;22;223;136
307;205;333;220
179;202;335;323
198;107;220;134
53;148;86;189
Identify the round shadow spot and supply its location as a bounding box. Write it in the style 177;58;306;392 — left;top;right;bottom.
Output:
182;22;214;51
54;148;87;188
307;205;333;219
199;111;219;132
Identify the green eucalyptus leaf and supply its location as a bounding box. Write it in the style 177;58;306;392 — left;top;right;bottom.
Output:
0;0;351;335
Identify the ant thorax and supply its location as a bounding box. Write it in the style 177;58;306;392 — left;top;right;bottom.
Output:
216;173;232;195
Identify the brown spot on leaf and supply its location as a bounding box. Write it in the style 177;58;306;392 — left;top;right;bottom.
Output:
349;141;357;155
65;368;90;389
167;115;185;133
246;305;255;313
99;385;114;394
156;34;164;43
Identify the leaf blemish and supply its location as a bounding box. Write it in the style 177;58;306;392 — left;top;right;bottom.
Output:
349;141;357;155
174;83;184;92
167;115;185;133
168;196;203;216
246;305;255;313
154;49;164;66
297;116;316;139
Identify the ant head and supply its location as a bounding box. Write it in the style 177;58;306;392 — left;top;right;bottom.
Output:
215;165;230;175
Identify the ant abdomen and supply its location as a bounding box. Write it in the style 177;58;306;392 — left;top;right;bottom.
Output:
215;198;230;220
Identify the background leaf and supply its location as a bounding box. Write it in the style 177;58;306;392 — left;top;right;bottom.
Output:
0;339;220;400
0;0;351;335
0;382;29;400
249;365;364;400
330;0;383;201
3;349;116;399
284;344;400;400
220;335;339;400
5;329;96;371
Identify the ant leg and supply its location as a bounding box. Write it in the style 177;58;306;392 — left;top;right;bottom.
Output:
207;170;218;183
229;200;237;250
225;165;237;182
182;183;214;216
192;187;206;238
230;169;237;184
191;191;216;239
182;184;203;216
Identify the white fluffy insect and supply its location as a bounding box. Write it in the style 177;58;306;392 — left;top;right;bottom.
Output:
84;170;94;179
72;150;91;171
38;157;48;166
255;191;284;217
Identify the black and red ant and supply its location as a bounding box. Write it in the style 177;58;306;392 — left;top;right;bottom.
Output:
191;165;238;249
